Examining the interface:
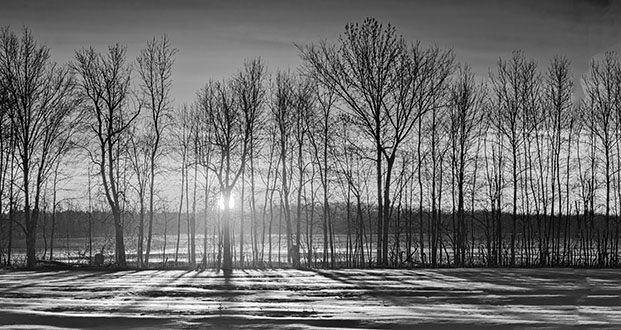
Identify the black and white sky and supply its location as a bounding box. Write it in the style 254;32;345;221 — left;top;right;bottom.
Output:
2;0;620;107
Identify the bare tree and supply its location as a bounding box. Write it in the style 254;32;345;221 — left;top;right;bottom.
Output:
270;70;296;265
127;125;149;266
257;122;280;266
195;86;216;267
291;77;314;267
307;84;336;267
230;59;266;267
202;59;264;273
582;52;620;266
73;44;137;267
300;19;453;265
0;27;79;268
171;104;192;264
402;44;454;266
448;65;485;266
136;35;176;267
47;109;82;262
299;19;404;265
543;56;573;265
490;51;540;266
0;67;13;264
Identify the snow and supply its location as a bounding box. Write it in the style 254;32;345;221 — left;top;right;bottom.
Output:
1;268;621;329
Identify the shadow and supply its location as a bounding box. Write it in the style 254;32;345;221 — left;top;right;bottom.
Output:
123;269;194;302
309;268;411;306
0;269;135;294
306;268;595;328
0;310;178;329
5;268;615;328
222;268;233;286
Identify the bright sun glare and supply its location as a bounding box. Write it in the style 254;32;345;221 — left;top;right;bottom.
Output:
218;194;234;210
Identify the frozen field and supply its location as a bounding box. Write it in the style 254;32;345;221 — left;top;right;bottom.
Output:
1;268;621;329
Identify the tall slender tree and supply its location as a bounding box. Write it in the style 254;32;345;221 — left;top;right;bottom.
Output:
0;27;80;268
582;52;620;266
136;35;176;267
201;59;264;273
300;19;453;265
490;51;540;266
448;65;485;266
231;58;266;267
73;44;137;267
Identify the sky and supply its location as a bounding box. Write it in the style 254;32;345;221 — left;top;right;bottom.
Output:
1;0;621;208
1;0;621;106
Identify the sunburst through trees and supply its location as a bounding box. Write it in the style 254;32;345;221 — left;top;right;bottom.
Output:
2;19;621;269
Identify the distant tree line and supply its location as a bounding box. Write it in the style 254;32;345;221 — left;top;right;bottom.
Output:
1;18;621;269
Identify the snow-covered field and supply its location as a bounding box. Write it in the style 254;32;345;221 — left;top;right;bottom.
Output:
1;268;620;329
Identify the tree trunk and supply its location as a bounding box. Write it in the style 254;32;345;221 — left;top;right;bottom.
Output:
190;156;198;267
175;156;186;264
137;197;145;267
113;208;126;267
382;156;395;265
222;187;233;273
376;139;383;266
240;167;245;268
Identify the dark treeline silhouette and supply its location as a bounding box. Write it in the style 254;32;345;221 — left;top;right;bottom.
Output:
1;206;616;268
1;19;621;269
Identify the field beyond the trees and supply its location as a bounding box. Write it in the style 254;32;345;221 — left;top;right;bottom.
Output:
1;268;621;329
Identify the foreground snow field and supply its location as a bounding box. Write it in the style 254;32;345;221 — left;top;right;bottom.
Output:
0;268;621;329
